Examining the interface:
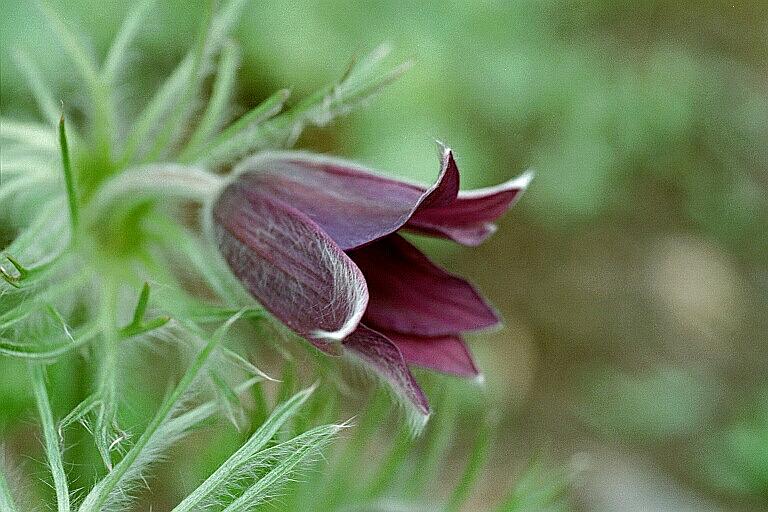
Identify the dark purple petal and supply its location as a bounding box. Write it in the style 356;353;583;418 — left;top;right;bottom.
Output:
231;149;460;250
385;331;481;379
348;234;500;336
417;143;460;209
212;182;368;348
407;170;534;246
343;324;430;424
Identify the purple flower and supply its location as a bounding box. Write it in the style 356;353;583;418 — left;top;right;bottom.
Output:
212;145;531;422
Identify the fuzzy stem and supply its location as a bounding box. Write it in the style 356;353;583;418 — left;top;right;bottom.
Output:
94;278;120;470
29;364;71;512
90;164;222;215
78;328;224;512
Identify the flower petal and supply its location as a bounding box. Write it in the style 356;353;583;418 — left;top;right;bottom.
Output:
407;170;534;246
212;182;368;347
343;324;430;426
417;143;460;209
385;331;481;379
348;234;500;336
232;149;460;250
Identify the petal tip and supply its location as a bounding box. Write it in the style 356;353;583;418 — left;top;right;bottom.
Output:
475;315;504;334
343;325;431;434
311;322;356;342
310;288;367;341
513;168;535;190
434;139;451;157
456;168;534;201
408;407;431;435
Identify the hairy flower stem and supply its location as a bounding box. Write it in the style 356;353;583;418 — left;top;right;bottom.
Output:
94;278;120;469
29;364;71;512
78;329;224;512
89;165;222;222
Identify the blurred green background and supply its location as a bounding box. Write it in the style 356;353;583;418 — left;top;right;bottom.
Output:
1;0;767;510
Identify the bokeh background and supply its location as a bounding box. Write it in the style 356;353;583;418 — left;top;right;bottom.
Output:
1;1;767;510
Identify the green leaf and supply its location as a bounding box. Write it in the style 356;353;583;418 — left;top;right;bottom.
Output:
12;49;60;126
58;393;100;439
497;460;570;512
0;272;85;330
171;385;317;512
58;115;79;230
219;345;275;382
209;368;247;430
203;0;249;59
221;423;344;511
120;56;194;163
365;423;412;498
186;86;289;165
446;420;491;512
139;1;216;162
101;0;157;84
78;315;241;512
200;45;410;168
0;324;99;362
145;213;253;305
37;1;114;152
141;0;249;163
0;119;57;149
119;282;171;339
180;41;241;158
0;173;50;204
29;363;71;512
313;392;390;510
296;43;412;126
405;387;456;497
37;0;99;87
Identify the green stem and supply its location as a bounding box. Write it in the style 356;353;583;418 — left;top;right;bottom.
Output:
89;164;222;224
78;328;224;512
94;278;119;469
29;364;71;512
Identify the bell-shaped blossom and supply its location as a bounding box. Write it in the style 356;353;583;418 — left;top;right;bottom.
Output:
212;145;531;425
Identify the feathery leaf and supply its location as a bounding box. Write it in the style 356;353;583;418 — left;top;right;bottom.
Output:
102;0;157;84
29;363;71;512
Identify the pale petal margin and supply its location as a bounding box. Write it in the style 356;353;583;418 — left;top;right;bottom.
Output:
229;146;460;250
212;183;368;346
407;169;534;246
343;324;430;429
349;235;500;336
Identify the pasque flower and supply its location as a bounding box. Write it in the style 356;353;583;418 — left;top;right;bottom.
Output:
212;145;531;423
